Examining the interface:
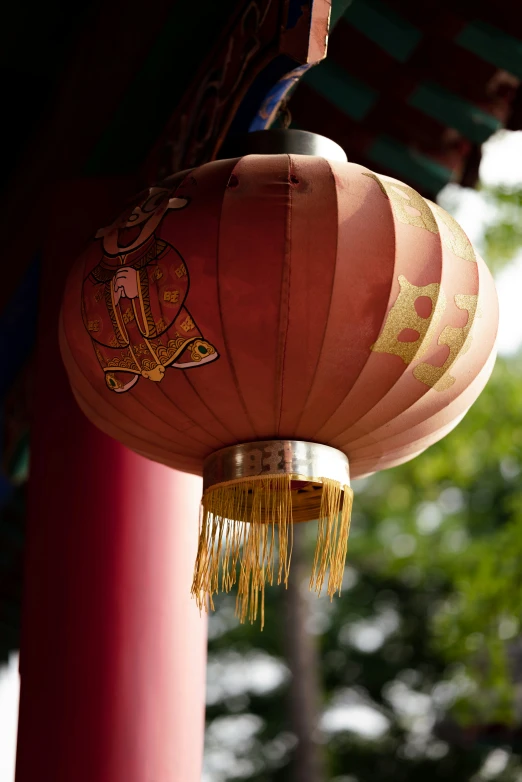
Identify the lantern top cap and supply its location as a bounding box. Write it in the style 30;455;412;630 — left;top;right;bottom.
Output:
217;129;348;163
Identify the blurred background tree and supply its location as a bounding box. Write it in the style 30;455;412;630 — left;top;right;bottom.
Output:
203;148;522;782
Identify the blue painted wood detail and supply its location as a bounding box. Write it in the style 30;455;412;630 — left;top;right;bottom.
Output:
250;63;313;131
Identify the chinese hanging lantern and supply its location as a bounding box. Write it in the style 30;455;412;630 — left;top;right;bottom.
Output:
60;130;498;625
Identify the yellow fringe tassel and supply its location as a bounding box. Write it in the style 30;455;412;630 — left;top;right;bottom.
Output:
191;476;354;629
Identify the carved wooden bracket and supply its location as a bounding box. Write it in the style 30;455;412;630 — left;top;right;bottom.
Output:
144;0;331;180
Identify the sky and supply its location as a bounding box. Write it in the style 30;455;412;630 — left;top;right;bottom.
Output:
2;131;522;781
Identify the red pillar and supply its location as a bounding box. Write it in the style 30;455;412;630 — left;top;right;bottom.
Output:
15;180;207;782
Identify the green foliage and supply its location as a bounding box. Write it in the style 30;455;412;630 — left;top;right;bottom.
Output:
350;357;522;726
481;187;522;271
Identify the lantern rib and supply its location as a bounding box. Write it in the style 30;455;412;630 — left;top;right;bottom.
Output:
213;160;259;440
315;190;474;449
154;162;242;445
179;373;238;443
275;154;293;435
345;344;496;478
323;258;444;443
292;159;340;435
152;379;229;448
333;238;494;454
406;203;479;394
349;412;469;478
343;259;497;456
73;383;203;472
307;165;398;441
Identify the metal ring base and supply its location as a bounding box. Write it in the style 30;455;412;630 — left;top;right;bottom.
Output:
203;440;350;493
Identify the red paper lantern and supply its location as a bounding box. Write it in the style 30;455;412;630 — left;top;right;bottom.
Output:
60;132;498;624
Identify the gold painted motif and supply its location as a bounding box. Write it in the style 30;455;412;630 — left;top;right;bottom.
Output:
365;172;476;263
413;294;478;391
372;275;446;363
190;339;217;362
105;372;124;390
163;290;180;304
156;317;167;333
105;285;126;345
107;350;140;371
122;307;134;324
181;314;196;332
137;269;156;336
131;343;147;356
372;274;478;391
364;173;438;233
428;201;476;263
155;336;190;364
84;194;219;393
141;361;165;382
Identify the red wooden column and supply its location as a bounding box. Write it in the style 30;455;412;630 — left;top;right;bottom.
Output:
15;179;207;782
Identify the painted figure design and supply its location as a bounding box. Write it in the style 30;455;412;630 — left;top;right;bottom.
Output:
82;187;218;393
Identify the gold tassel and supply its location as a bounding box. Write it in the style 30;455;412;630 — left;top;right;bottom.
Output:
191;476;354;629
310;479;353;598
